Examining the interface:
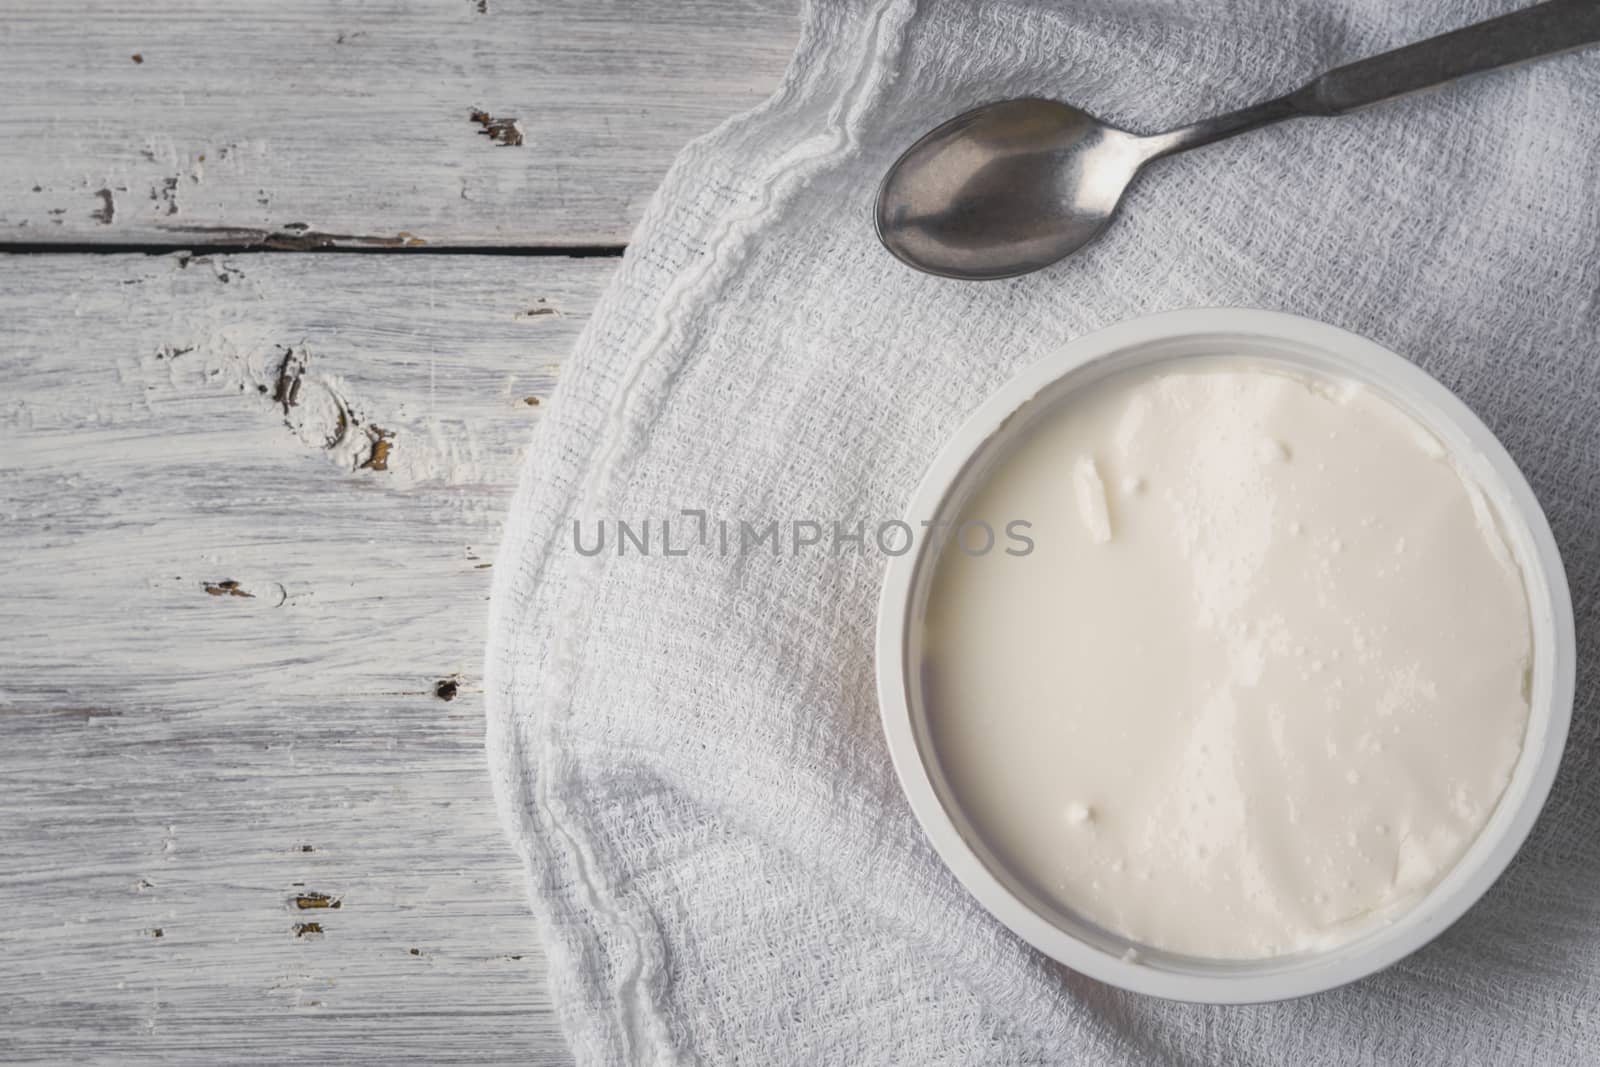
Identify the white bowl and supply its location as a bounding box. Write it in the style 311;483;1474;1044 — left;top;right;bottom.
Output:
876;308;1575;1003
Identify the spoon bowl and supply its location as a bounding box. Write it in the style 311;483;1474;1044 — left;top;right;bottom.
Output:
875;99;1152;280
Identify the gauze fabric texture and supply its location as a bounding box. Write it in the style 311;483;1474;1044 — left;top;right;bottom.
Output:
486;1;1600;1062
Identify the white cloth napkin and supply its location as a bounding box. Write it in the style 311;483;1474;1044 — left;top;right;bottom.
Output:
486;0;1600;1061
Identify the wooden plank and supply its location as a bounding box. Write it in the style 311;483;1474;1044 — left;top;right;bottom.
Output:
0;251;612;1064
0;0;797;249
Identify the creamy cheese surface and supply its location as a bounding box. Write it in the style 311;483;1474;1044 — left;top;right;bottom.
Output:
923;359;1532;959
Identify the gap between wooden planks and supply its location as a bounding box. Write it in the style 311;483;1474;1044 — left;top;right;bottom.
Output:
0;252;621;1064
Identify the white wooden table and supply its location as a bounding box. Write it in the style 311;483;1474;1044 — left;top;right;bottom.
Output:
0;3;796;1061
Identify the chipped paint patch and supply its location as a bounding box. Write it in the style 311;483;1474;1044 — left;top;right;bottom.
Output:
272;347;306;414
152;176;179;216
469;109;524;147
91;188;115;225
203;579;254;598
359;425;394;472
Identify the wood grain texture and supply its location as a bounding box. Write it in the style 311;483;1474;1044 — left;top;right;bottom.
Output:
0;0;798;248
0;252;617;1064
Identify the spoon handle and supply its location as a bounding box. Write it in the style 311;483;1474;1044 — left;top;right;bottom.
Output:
1152;0;1600;156
1294;0;1600;115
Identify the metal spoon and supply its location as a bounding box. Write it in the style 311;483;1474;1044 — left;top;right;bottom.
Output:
876;0;1600;280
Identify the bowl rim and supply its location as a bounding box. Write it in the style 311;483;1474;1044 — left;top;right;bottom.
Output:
874;307;1576;1003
